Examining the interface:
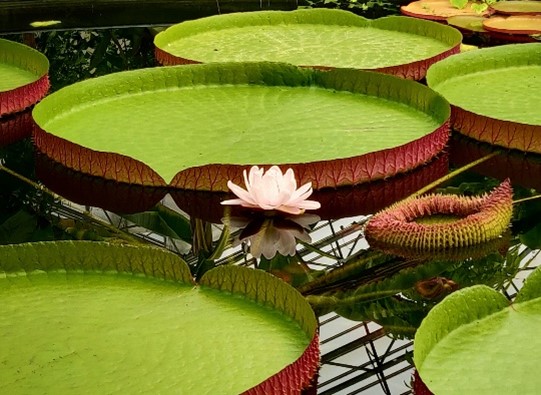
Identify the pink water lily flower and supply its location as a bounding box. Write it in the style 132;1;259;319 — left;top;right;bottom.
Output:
221;166;321;215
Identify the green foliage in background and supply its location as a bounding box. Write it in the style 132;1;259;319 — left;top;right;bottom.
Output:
34;28;156;91
302;0;408;18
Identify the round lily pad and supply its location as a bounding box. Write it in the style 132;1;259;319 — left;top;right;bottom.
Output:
483;15;541;34
0;241;319;394
414;264;541;394
401;0;494;20
427;43;541;153
0;38;49;117
32;62;450;191
154;9;461;80
491;0;541;15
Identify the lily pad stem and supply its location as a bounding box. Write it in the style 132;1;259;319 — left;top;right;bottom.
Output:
410;151;499;198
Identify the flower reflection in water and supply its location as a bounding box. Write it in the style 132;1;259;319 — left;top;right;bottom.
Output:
221;165;321;215
223;213;320;260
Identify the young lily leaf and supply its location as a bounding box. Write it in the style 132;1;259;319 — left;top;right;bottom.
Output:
32;62;450;191
155;9;461;80
414;265;541;394
0;241;319;394
0;38;50;116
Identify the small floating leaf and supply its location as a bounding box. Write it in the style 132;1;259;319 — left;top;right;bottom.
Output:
29;20;62;28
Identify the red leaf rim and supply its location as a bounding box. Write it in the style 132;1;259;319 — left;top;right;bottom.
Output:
452;106;541;153
35;153;168;214
33;126;168;187
170;122;450;191
34;121;449;192
243;333;319;394
0;109;33;147
170;153;449;223
0;74;49;117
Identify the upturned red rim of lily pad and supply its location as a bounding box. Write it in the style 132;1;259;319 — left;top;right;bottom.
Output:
365;179;513;254
171;153;449;222
32;62;451;192
427;43;541;153
0;38;49;117
154;9;462;81
35;154;169;214
0;242;320;394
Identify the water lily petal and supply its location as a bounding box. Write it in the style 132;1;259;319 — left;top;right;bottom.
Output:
224;180;258;206
246;166;264;196
282;168;298;193
297;199;321;210
277;205;306;215
288;181;313;203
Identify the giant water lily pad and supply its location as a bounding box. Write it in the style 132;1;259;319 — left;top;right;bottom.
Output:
427;43;541;153
483;15;541;34
0;241;319;394
32;62;450;191
414;264;541;394
0;38;49;117
491;0;541;15
154;9;462;80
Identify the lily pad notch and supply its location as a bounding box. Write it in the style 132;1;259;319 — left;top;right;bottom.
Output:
154;9;462;80
0;241;319;394
0;38;49;117
32;62;451;192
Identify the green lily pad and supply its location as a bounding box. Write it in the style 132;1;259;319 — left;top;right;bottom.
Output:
0;38;49;116
32;62;450;191
483;15;541;34
0;241;319;394
491;0;541;15
414;264;541;394
154;9;461;80
427;43;541;153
